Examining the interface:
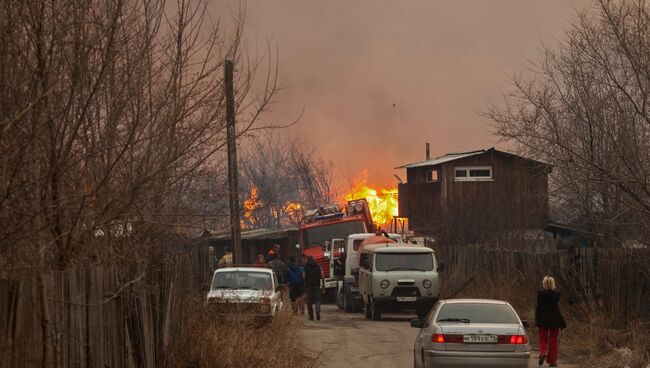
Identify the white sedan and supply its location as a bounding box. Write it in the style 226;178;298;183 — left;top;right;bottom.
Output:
206;267;283;320
412;299;530;368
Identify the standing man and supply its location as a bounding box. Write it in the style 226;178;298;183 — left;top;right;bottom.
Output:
217;246;233;268
268;252;287;285
304;255;325;321
286;256;305;315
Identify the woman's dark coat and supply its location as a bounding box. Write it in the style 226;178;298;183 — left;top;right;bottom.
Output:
535;289;566;329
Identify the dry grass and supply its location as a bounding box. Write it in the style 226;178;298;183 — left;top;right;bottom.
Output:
162;294;318;368
449;276;650;368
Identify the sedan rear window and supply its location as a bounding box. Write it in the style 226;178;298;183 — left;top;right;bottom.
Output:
436;303;520;324
211;271;273;291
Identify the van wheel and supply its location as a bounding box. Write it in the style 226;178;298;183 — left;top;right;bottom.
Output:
343;292;353;313
335;286;344;310
364;302;371;319
416;306;427;319
371;303;381;321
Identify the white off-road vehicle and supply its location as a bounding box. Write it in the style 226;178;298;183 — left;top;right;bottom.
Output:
205;267;283;320
359;243;441;320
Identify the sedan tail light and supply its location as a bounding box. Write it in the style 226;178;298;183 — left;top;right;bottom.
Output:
431;334;463;343
431;334;444;343
498;335;528;344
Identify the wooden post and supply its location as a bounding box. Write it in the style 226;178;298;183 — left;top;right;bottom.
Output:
224;60;243;264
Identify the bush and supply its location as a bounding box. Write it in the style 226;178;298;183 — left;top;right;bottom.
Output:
163;295;317;368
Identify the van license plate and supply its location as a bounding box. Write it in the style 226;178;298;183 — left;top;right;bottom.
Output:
463;335;498;344
396;297;416;302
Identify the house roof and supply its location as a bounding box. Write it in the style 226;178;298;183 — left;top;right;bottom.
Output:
395;149;490;169
395;147;551;169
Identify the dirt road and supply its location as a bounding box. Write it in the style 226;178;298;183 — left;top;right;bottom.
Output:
300;304;417;367
299;304;577;368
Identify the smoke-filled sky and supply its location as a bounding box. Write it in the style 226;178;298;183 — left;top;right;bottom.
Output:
211;0;590;189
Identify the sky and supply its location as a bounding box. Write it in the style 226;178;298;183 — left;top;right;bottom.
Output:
210;0;591;189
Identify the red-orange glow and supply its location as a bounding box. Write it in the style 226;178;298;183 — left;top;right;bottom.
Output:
343;174;398;227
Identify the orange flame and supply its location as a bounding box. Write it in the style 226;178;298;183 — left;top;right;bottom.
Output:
343;175;398;227
243;186;263;226
243;185;304;227
284;202;303;224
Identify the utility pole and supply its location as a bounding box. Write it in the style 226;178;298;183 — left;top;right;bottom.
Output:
225;59;242;264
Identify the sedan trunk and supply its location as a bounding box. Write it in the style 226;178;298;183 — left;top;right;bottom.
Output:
440;323;523;352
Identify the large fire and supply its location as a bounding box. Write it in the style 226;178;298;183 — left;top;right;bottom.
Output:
242;178;398;229
343;180;398;228
243;185;303;228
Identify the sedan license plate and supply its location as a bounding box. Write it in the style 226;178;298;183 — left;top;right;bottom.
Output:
396;296;417;302
350;286;359;292
463;335;498;344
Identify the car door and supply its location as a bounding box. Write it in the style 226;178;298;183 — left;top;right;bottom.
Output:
271;273;282;312
415;301;441;364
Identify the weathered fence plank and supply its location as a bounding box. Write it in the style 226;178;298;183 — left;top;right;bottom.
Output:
0;241;210;368
435;244;650;324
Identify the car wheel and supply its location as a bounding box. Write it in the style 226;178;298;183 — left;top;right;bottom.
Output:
371;303;381;321
364;302;371;319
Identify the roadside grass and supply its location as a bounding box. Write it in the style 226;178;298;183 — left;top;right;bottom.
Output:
163;294;318;368
448;277;650;367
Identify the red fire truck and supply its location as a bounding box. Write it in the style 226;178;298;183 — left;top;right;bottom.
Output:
299;199;375;289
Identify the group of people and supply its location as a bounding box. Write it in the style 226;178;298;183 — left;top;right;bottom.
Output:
216;243;326;321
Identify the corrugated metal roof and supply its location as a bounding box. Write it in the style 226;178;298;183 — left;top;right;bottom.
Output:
210;228;298;241
395;149;490;169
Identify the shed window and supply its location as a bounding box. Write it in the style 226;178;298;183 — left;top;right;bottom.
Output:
426;170;438;182
454;166;493;181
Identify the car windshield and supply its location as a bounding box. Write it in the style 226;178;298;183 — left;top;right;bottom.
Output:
435;303;520;324
375;253;433;271
303;221;366;248
210;271;273;291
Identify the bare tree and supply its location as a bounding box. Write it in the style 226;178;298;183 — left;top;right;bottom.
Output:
239;132;334;228
485;0;650;245
0;1;279;364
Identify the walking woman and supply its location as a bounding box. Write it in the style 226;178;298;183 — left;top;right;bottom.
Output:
535;276;566;367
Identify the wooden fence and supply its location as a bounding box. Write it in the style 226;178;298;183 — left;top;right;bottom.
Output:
0;242;211;368
434;244;650;323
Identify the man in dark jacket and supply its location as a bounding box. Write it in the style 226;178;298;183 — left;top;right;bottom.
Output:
268;252;287;285
304;255;325;321
286;256;305;315
535;276;566;367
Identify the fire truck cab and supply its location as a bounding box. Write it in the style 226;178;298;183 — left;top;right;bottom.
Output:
298;199;374;291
